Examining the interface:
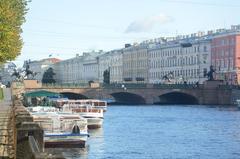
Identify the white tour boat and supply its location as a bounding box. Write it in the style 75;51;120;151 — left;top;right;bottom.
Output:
62;103;104;129
55;99;108;112
79;99;108;112
31;110;89;148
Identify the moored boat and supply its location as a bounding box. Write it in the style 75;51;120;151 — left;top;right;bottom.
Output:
62;104;104;129
31;111;89;148
235;99;240;109
80;99;108;112
55;99;108;112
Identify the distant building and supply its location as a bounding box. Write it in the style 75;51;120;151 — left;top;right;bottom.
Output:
211;31;240;84
122;44;148;83
53;51;104;84
54;55;83;84
52;24;240;85
28;58;61;82
0;62;17;85
98;49;123;83
82;53;100;83
148;38;211;84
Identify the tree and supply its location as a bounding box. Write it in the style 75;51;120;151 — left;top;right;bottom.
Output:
0;0;29;63
42;68;56;84
103;69;110;84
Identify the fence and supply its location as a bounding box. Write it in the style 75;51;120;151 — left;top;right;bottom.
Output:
42;82;240;90
42;83;89;88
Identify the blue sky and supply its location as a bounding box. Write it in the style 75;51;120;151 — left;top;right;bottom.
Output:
14;0;240;66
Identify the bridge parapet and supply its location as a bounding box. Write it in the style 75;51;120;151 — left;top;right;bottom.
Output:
41;83;205;89
24;80;237;106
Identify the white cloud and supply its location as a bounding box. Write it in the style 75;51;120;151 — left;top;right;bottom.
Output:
125;14;173;33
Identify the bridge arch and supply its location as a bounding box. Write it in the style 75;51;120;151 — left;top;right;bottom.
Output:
60;92;88;100
157;92;199;105
111;92;146;105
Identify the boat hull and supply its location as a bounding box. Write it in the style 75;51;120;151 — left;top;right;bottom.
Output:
94;106;107;112
44;134;88;148
45;140;86;148
86;118;103;129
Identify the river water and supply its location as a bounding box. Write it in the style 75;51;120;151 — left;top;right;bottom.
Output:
47;105;240;159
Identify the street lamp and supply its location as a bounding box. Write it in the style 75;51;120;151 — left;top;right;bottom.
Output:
121;84;127;91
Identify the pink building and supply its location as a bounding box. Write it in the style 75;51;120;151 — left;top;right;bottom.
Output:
211;32;240;84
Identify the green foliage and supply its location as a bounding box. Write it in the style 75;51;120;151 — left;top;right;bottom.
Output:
0;0;29;63
0;88;3;100
42;67;56;84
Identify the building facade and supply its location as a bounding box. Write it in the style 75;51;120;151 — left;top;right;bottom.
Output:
28;58;61;82
98;49;123;83
82;55;99;83
211;31;240;84
0;62;17;85
122;45;148;83
50;25;240;85
53;51;104;84
53;56;83;84
148;38;211;84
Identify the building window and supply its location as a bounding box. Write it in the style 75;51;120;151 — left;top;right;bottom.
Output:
204;46;207;52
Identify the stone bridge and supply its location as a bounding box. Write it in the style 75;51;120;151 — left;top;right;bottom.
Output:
24;81;240;105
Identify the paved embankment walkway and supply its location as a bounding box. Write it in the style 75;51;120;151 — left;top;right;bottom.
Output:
0;88;15;158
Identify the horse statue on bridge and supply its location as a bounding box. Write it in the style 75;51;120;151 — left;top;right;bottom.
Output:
22;62;38;80
11;69;24;81
207;65;215;81
11;62;38;81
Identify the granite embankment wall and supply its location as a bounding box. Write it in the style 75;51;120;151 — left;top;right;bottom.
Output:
11;82;65;159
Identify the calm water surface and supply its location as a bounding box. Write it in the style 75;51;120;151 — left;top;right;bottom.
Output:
48;105;240;159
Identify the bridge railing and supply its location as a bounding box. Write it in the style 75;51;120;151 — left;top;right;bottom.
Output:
42;83;205;89
153;84;202;89
101;83;147;89
42;83;90;88
218;85;240;90
101;83;202;89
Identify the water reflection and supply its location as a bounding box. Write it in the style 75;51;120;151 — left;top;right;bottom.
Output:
45;147;88;159
44;128;104;159
86;128;105;159
88;128;104;138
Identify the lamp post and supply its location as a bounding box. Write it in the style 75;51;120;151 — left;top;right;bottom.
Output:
121;84;127;91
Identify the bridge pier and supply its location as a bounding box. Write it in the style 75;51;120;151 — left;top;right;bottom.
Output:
144;96;154;105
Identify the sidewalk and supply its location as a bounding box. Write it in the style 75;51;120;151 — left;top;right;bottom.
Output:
0;88;15;158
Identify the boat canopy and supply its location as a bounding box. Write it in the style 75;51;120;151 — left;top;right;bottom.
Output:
24;90;61;98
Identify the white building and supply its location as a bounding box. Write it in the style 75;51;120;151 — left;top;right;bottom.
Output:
82;54;99;83
148;37;211;84
0;62;17;85
53;51;104;84
122;44;148;83
98;49;123;83
53;56;83;84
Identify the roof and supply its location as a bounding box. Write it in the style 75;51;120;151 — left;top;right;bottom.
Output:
47;58;61;63
24;90;61;97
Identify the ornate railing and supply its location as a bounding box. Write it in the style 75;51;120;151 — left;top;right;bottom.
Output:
42;83;89;88
41;83;240;90
42;83;201;89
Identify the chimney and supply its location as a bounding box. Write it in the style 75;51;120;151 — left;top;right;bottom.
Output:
125;44;131;48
